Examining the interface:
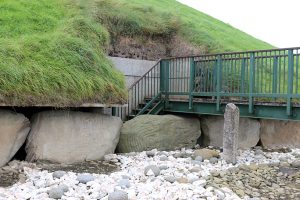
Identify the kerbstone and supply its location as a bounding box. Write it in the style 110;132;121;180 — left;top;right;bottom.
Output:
0;110;30;167
118;115;201;153
26;111;122;164
260;119;300;148
201;116;259;149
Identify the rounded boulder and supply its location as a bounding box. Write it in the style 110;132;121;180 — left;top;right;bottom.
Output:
117;115;201;153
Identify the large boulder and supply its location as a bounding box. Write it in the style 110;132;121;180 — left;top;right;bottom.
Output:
0;110;30;167
117;115;201;153
200;116;260;149
260;119;300;148
26;111;122;164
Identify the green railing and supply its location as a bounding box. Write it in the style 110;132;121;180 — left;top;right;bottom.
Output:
114;47;300;119
113;60;162;119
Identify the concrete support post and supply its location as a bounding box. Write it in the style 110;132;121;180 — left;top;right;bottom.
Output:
222;103;239;164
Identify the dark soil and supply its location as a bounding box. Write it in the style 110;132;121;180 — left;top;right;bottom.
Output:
0;159;119;188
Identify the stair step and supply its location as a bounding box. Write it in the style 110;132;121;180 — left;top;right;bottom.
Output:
132;108;151;114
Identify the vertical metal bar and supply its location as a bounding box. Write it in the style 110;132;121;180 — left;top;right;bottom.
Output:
241;58;246;94
272;56;278;95
216;55;222;111
233;55;237;93
160;60;165;92
183;58;185;92
284;52;287;93
189;58;195;109
213;59;217;93
134;85;137;113
260;52;264;93
165;60;170;107
287;49;294;116
296;51;299;94
210;60;214;92
278;51;281;93
137;82;140;109
249;53;255;114
268;51;271;93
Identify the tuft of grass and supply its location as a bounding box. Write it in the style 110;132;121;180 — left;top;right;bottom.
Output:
0;0;127;106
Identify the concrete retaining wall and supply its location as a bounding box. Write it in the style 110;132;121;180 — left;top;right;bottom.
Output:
108;57;157;88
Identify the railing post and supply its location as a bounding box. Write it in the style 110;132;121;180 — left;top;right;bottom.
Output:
160;59;170;108
287;49;294;116
249;53;255;114
240;58;246;95
216;55;222;112
189;58;195;109
272;56;278;94
160;60;165;93
165;60;170;107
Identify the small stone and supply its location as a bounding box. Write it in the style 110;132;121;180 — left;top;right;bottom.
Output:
187;173;199;183
18;173;26;184
77;173;95;184
121;175;130;180
192;179;207;187
191;160;202;165
209;157;218;164
164;176;176;183
219;171;227;177
193;149;219;160
189;167;201;173
280;162;290;167
173;153;183;158
214;189;225;199
254;149;264;155
48;187;64;199
126;152;136;157
52;171;67;179
279;157;288;162
159;155;168;161
177;177;189;184
235;189;245;197
144;165;160;177
159;165;168;170
146;151;155;157
194;156;203;162
58;184;69;193
291;160;300;168
292;152;300;158
108;190;128;200
104;154;118;161
248;164;259;171
210;170;220;177
118;179;130;189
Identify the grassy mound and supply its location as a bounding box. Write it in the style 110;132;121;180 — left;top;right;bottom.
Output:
93;0;273;53
0;0;126;106
0;0;273;106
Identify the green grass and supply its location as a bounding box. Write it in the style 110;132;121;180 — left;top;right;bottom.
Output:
0;0;126;106
93;0;274;53
0;0;274;106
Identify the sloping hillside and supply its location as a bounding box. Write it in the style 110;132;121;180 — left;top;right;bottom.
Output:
0;0;273;106
93;0;274;59
0;0;126;106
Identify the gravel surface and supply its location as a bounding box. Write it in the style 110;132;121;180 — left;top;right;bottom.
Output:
0;147;299;200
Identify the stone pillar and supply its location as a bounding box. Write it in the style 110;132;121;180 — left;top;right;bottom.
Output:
222;103;239;164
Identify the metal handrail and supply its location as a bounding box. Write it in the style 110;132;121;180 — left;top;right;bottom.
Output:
164;46;300;60
128;59;161;90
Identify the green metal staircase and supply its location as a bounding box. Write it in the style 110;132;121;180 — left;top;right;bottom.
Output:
114;47;300;121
